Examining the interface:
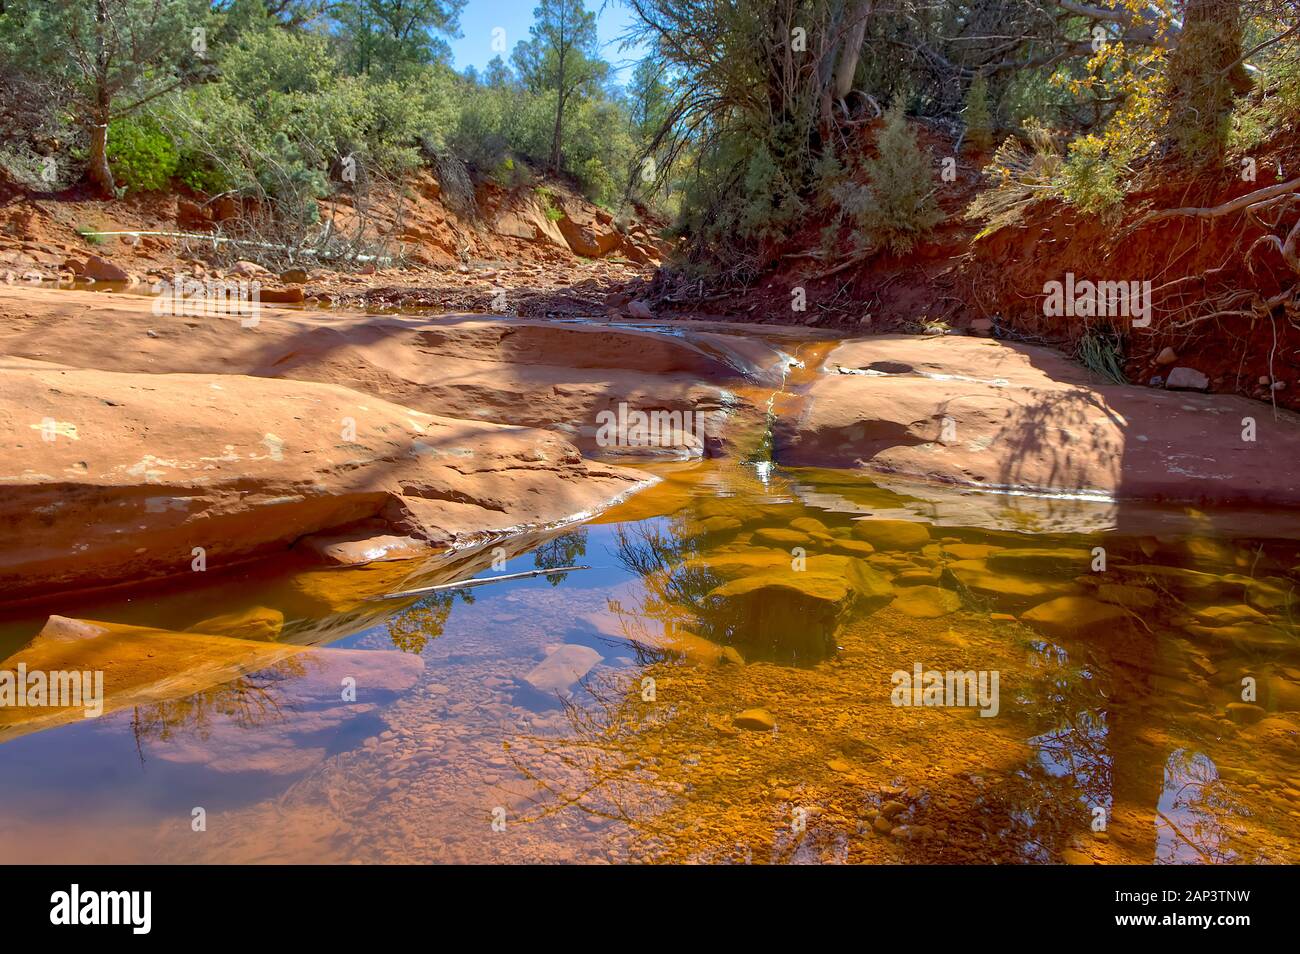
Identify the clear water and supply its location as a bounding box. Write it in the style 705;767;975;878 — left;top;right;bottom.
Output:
0;457;1297;864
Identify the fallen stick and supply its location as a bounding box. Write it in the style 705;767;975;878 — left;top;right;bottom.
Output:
365;566;591;601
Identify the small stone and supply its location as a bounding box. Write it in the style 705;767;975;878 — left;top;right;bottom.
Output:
627;299;653;319
826;758;852;772
1165;366;1210;391
1155;347;1177;365
733;708;776;731
872;815;894;834
880;799;907;819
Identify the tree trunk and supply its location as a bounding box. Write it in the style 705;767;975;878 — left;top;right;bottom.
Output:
550;44;567;170
833;0;874;100
89;0;116;197
87;111;115;197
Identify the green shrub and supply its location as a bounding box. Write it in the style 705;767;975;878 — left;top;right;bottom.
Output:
107;115;178;192
1059;136;1128;216
840;104;942;254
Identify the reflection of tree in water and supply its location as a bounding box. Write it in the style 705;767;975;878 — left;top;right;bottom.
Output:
1155;750;1245;864
933;638;1107;862
504;670;676;834
610;519;720;618
384;590;474;654
533;528;588;586
130;656;309;746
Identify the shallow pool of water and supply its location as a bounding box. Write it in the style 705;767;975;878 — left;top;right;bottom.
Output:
0;459;1297;864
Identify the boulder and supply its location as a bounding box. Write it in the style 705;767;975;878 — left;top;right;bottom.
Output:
558;212;622;258
81;254;131;283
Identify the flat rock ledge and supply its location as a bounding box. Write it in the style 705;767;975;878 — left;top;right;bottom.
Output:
0;359;647;601
775;334;1300;507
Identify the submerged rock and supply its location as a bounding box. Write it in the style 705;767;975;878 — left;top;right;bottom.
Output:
988;547;1094;578
752;527;815;549
947;559;1080;607
1243;577;1298;614
733;708;775;731
1020;596;1131;639
1116;565;1240;600
1096;583;1159;610
891;585;961;618
707;573;859;662
0;616;306;740
789;516;830;535
1190;604;1267;626
850;519;931;551
824;538;876;558
1184;622;1294;652
518;644;602;700
186;606;285;641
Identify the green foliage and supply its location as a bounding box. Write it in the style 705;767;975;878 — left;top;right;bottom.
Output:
536;186;564;220
1059;136;1128;217
964;74;994;152
106;115;179;193
842;104;943;254
1076;331;1127;385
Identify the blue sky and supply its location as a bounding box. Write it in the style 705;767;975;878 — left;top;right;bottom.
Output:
447;0;648;85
